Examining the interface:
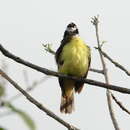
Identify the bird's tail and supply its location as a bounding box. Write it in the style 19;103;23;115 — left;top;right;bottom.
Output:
60;91;74;114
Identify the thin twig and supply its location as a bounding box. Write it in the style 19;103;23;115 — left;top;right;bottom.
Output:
0;44;130;94
96;48;130;76
9;76;49;102
106;91;120;130
22;70;29;87
91;16;120;130
89;68;104;74
43;43;104;74
42;44;56;55
111;93;130;115
0;69;79;130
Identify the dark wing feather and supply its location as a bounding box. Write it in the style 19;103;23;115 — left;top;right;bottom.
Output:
55;41;65;65
55;35;71;64
55;36;71;95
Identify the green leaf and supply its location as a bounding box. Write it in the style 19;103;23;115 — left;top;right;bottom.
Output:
0;127;6;130
5;103;36;130
42;43;55;55
100;41;107;47
0;84;5;98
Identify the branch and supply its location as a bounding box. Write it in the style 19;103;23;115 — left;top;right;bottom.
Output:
91;16;120;130
111;93;130;115
42;44;55;55
9;76;49;102
0;69;79;130
0;44;130;94
22;70;29;87
43;43;104;74
98;48;130;76
89;68;104;74
106;91;120;130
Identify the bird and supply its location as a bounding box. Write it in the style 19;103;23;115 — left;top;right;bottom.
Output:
55;22;91;114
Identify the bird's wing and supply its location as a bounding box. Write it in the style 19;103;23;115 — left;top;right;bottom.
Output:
55;39;67;95
55;37;70;66
55;41;64;65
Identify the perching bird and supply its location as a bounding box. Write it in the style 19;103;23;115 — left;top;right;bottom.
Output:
55;22;91;114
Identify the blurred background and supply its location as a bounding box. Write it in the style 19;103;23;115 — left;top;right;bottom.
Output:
0;0;130;130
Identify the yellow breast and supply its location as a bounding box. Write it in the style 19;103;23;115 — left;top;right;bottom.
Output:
59;36;90;77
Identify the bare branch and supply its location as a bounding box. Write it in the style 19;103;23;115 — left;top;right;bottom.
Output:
22;70;29;87
9;76;49;102
89;68;104;74
92;16;120;130
96;48;130;76
42;43;104;74
106;91;120;130
0;69;79;130
0;44;130;94
42;43;102;74
42;44;56;55
111;93;130;115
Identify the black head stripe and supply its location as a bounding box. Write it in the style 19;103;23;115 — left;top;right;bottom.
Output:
67;22;76;28
65;22;79;36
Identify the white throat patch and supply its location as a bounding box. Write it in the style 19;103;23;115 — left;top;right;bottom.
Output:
66;27;77;32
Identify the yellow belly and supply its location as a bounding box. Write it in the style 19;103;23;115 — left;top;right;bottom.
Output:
59;37;89;77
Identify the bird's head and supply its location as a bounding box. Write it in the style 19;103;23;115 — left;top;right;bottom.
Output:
64;22;79;37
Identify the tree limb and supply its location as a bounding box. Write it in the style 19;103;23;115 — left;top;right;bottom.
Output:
111;93;130;115
0;44;130;94
89;68;104;74
9;76;49;102
95;47;130;76
42;43;104;74
91;16;120;130
0;69;79;130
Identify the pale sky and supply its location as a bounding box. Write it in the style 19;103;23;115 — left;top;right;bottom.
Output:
0;0;130;130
